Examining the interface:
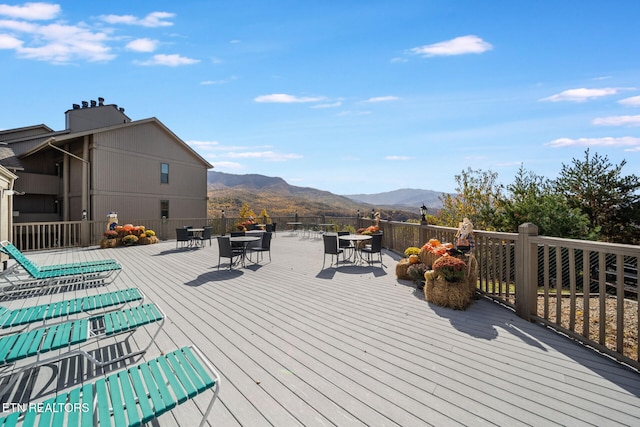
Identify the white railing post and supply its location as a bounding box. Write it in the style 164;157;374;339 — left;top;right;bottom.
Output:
515;223;539;321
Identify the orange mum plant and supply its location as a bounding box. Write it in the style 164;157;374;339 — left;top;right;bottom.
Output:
432;255;467;283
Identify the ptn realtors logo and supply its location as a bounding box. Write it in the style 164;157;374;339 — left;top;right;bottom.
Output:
3;402;90;414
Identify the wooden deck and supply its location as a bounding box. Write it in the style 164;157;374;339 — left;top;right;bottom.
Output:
2;232;640;426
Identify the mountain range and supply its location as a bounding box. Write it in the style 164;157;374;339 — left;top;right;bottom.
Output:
207;171;447;220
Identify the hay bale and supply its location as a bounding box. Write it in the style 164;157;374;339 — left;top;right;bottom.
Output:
395;259;412;280
424;275;474;310
466;254;479;294
419;248;440;268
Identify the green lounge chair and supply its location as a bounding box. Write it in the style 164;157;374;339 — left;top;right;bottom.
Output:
0;241;119;270
0;303;165;374
0;288;144;334
0;345;219;427
0;241;121;296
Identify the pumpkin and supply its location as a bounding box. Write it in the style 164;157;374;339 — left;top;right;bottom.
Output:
424;270;437;281
428;238;441;247
409;254;420;264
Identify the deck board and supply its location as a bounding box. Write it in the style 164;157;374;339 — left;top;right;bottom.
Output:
1;235;639;426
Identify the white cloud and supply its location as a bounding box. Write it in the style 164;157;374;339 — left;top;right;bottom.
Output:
546;136;640;149
390;57;408;63
310;101;342;108
254;94;325;103
592;115;640;126
225;151;303;162
0;33;22;49
410;35;492;57
200;76;237;85
337;110;372;117
364;96;399;103
126;38;158;52
619;96;640;106
100;11;175;27
136;53;199;66
187;140;221;149
541;87;620;102
385;155;412;160
0;2;60;20
2;20;115;62
212;161;244;170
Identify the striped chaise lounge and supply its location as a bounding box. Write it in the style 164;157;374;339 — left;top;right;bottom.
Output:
0;303;165;374
0;288;144;334
0;242;121;296
0;345;220;427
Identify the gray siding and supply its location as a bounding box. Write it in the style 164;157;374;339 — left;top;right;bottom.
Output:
90;121;208;220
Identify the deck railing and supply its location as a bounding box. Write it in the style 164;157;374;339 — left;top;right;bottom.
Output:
9;217;639;370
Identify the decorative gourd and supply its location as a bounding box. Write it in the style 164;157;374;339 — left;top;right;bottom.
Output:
409;254;420;264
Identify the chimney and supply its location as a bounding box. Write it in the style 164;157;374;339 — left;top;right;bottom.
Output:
119;107;125;113
98;97;104;106
72;104;80;109
81;101;88;108
90;100;97;107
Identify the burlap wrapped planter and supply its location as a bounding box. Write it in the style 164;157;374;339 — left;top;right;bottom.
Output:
395;259;412;280
424;254;479;310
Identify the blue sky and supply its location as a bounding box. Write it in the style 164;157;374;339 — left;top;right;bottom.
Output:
1;1;639;195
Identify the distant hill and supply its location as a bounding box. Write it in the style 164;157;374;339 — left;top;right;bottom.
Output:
344;188;447;209
206;171;422;221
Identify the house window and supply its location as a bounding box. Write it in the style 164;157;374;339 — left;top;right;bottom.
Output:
161;163;169;184
161;200;169;218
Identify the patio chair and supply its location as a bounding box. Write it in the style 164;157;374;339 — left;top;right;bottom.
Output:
230;231;245;251
176;228;192;248
337;231;354;261
0;241;118;271
265;223;275;236
201;225;213;246
360;233;384;266
322;234;343;269
248;232;272;263
0;244;122;297
0;345;220;427
0;287;144;334
192;227;212;248
0;303;165;374
216;237;242;270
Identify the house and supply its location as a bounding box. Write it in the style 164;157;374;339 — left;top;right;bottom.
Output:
0;98;212;225
0;164;18;267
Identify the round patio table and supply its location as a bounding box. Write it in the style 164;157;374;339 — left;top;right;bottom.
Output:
338;234;372;264
230;235;261;266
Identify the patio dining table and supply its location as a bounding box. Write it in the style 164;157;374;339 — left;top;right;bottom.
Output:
188;228;205;247
230;235;261;266
338;234;372;264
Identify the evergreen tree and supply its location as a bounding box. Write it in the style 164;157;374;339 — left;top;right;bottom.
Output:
501;165;592;238
553;149;640;243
